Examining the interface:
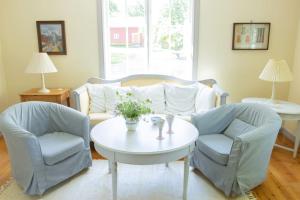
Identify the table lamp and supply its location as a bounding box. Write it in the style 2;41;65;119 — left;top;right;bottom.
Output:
25;53;57;93
259;59;293;103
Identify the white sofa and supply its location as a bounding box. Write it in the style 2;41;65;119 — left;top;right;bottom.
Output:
73;74;229;126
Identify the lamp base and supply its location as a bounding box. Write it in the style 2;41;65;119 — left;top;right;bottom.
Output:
38;88;50;93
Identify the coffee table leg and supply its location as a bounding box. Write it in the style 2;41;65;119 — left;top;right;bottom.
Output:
112;161;118;200
108;160;112;173
183;156;189;200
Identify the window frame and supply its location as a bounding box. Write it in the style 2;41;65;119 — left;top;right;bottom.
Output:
97;0;199;80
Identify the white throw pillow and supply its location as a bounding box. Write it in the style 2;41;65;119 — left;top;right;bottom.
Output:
131;84;165;114
195;83;216;112
86;82;121;113
103;85;131;112
86;84;106;113
164;83;198;115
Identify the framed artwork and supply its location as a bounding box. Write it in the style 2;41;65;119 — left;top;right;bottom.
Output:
36;21;67;55
232;23;270;50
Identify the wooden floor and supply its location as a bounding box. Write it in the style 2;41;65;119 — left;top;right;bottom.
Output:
0;133;299;199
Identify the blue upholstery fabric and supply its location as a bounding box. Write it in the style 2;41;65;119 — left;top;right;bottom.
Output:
197;134;233;165
0;102;92;195
224;119;256;139
190;103;281;197
38;132;84;166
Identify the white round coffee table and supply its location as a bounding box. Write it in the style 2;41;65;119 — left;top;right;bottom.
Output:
91;116;199;200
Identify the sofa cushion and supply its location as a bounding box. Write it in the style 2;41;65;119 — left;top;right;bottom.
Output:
164;83;198;115
224;118;255;139
38;132;84;165
131;84;165;113
103;86;131;112
195;83;216;113
86;84;106;113
89;112;114;126
197;134;233;165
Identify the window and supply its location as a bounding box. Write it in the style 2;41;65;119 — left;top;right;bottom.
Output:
98;0;199;80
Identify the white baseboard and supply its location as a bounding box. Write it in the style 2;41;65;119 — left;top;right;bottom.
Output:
280;127;295;142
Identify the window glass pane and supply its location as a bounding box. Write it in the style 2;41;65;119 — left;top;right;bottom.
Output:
107;0;147;79
104;0;193;80
150;0;192;79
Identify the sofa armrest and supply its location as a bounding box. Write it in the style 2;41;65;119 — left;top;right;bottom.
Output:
72;84;89;115
212;84;229;106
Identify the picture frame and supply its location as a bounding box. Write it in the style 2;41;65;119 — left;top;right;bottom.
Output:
36;21;67;55
232;23;271;50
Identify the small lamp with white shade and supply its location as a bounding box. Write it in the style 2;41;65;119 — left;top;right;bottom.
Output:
259;59;293;103
25;53;57;93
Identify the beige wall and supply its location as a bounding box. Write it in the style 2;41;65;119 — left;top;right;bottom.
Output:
0;41;8;111
0;0;300;107
289;20;300;104
198;0;300;103
0;0;100;105
285;18;300;132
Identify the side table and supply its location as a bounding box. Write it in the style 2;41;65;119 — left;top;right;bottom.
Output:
20;88;71;107
242;97;300;158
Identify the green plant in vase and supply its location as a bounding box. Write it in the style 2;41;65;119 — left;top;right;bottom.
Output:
115;92;151;131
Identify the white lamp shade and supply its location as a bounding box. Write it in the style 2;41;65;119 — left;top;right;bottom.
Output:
259;59;293;82
25;53;58;74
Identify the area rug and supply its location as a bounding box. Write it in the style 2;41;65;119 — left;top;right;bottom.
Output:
0;160;256;200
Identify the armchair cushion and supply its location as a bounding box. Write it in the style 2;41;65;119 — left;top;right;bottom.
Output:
38;132;84;165
197;134;233;165
224;119;255;139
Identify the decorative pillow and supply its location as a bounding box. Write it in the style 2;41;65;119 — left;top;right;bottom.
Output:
86;84;106;113
224;119;256;139
164;83;198;115
86;82;121;113
103;85;131;112
131;84;165;114
195;83;216;113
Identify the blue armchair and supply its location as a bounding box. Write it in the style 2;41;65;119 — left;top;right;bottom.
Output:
190;103;281;196
0;102;92;195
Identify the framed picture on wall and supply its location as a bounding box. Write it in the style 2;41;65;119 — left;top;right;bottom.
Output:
232;23;271;50
36;21;67;55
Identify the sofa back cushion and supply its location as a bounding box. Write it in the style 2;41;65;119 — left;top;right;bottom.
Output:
87;82;121;113
164;83;198;115
195;83;216;112
131;84;165;113
103;85;131;113
87;84;106;113
224;118;256;139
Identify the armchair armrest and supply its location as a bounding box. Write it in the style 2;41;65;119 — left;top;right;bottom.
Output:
72;84;89;115
0;118;45;189
49;105;90;147
212;83;229;106
228;124;280;192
